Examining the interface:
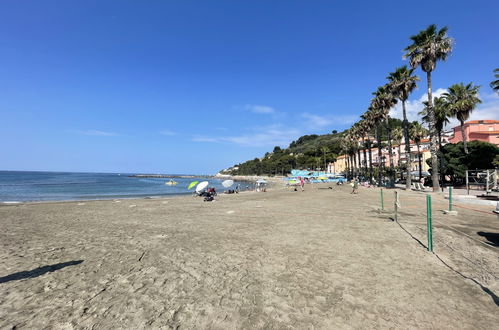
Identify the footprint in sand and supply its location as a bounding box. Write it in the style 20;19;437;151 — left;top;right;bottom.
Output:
129;205;137;208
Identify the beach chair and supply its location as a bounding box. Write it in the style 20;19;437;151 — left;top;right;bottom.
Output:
412;183;421;191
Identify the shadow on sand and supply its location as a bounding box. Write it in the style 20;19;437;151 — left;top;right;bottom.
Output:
0;260;83;284
477;232;499;247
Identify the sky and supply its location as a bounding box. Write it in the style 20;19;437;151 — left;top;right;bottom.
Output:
1;0;498;174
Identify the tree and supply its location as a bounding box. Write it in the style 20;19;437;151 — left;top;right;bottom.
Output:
392;127;403;179
443;83;481;154
404;24;453;191
371;85;398;186
410;122;428;182
387;66;419;190
440;141;499;182
420;96;450;149
491;68;499;95
320;146;330;172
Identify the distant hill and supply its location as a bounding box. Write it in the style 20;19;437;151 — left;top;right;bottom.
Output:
220;118;405;176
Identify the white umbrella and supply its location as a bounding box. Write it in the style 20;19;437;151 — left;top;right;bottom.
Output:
196;181;209;193
256;179;267;184
222;180;234;188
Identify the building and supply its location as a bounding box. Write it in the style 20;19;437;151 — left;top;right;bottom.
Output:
449;120;499;146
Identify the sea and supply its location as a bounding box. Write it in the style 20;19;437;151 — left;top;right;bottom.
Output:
0;171;247;203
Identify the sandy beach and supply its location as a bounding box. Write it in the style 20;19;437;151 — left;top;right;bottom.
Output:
1;184;498;329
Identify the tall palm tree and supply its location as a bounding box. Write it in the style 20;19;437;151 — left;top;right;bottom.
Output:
420;96;450;149
410;122;428;183
387;66;419;190
361;111;375;183
491;68;499;95
404;24;453;191
392;127;403;179
321;146;330;172
359;120;370;180
371;85;398;186
443;83;481;154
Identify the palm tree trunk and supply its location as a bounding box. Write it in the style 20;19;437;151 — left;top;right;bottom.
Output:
417;143;422;183
402;100;412;190
376;124;383;186
397;144;402;179
345;154;350;179
368;139;373;184
438;129;445;188
426;71;441;191
460;120;468;154
362;137;368;181
386;121;395;187
357;149;362;179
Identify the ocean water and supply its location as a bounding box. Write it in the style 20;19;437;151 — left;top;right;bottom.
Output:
0;171;246;202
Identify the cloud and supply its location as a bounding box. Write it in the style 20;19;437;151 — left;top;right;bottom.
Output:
79;130;118;136
301;112;357;129
159;129;176;136
244;104;276;114
192;125;301;147
389;88;447;123
389;89;499;129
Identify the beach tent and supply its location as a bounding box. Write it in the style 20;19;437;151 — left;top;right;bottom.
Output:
255;179;267;192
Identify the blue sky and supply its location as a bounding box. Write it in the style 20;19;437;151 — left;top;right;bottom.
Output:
1;0;498;174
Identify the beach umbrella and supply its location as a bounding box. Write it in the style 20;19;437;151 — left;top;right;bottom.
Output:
196;181;209;193
222;180;234;188
187;181;199;190
256;179;267;184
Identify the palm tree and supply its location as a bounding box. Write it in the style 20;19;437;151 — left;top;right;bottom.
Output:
387;66;419;190
361;111;375;183
404;24;453;191
491;68;499;95
392;127;403;179
410;122;428;183
443;83;481;154
320;146;330;172
371;85;398;186
420;96;450;149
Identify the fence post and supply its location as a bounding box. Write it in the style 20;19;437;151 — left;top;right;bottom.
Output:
426;194;433;252
394;191;398;221
380;188;384;211
449;187;453;212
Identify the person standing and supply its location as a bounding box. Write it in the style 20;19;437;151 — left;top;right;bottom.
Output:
351;177;359;194
300;177;305;191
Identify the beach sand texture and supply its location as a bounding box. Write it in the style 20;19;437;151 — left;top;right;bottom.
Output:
1;185;498;329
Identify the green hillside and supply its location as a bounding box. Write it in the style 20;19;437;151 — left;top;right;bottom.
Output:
222;118;405;176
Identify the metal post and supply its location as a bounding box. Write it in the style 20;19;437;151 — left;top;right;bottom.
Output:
394;191;399;221
426;194;433;252
449;187;453;212
466;170;469;195
380;188;384;211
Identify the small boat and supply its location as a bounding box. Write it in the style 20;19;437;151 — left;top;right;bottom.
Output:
165;179;178;186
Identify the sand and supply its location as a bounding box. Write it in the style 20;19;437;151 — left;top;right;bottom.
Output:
0;184;498;329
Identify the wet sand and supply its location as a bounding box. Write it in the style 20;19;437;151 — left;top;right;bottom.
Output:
0;184;498;329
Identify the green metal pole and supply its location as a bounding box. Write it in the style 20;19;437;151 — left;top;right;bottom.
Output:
380;188;384;211
427;194;433;252
449;187;453;212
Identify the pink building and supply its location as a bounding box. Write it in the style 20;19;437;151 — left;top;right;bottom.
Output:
449;120;499;146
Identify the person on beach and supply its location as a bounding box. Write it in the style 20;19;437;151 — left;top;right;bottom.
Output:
350;178;359;194
300;177;305;191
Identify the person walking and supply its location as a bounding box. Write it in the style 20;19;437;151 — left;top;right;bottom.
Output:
350;177;359;194
300;177;305;192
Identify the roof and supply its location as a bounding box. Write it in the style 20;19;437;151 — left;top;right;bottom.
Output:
471;131;499;135
465;120;499;124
